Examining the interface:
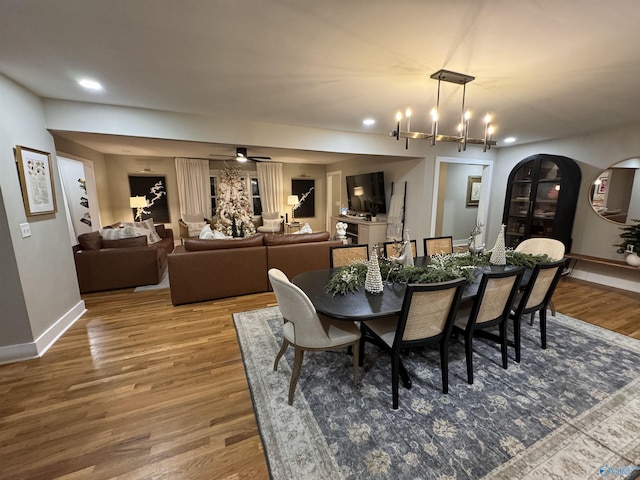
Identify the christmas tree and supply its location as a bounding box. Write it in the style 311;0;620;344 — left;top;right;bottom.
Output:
214;164;256;237
489;224;507;265
365;246;384;294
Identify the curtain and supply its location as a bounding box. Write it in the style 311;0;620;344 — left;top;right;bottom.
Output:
175;157;211;219
257;162;283;214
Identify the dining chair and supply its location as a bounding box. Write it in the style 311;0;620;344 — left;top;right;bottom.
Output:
359;278;466;409
514;238;566;317
423;236;454;256
382;240;417;259
268;268;361;405
452;267;524;384
330;244;369;268
509;259;567;363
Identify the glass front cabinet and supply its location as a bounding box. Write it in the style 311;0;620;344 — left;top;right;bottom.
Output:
502;154;581;252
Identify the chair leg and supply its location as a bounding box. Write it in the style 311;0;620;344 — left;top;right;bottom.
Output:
288;347;305;405
392;354;400;409
500;321;508;369
549;299;556;316
464;333;474;385
529;312;535;326
540;308;547;349
358;332;366;367
274;338;290;371
514;316;522;363
440;341;449;394
351;340;360;385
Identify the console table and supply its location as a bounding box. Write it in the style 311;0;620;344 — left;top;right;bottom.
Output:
331;215;387;251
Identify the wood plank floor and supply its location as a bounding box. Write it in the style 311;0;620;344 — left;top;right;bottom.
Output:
0;277;638;479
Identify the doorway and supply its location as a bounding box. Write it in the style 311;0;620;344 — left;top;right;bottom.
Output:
326;170;342;231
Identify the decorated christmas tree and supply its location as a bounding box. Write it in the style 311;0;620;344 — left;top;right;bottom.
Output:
365;246;384;294
489;224;507;265
214;164;256;237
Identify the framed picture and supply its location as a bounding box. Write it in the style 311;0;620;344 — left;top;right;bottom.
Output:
597;177;607;194
291;179;315;218
15;145;57;216
466;176;482;207
128;175;169;223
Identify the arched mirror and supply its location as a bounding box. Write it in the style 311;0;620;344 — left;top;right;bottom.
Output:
589;157;640;224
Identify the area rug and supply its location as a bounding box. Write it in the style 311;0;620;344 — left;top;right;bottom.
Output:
233;308;640;480
133;270;169;291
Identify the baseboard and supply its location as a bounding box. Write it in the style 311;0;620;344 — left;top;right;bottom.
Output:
570;266;640;293
0;300;87;365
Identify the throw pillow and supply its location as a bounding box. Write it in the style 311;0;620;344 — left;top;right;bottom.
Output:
199;224;215;239
99;226;137;240
122;219;161;244
128;226;161;245
187;221;207;237
294;223;313;234
263;218;282;229
78;231;103;250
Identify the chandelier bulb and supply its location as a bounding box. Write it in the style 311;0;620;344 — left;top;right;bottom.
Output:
464;110;471;121
430;108;438;122
484;114;491;124
457;123;463;132
396;111;403;122
405;108;412;118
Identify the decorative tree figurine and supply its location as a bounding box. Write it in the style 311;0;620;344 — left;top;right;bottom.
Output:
489;224;507;265
214;163;256;238
365;245;384;294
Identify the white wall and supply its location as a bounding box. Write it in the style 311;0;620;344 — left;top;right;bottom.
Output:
0;75;84;362
440;163;484;242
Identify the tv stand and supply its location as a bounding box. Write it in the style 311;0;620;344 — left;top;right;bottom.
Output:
331;216;387;251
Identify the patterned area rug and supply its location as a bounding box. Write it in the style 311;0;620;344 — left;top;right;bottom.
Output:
233;308;640;480
133;270;169;291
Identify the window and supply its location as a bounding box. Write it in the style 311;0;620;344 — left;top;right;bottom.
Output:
210;176;217;218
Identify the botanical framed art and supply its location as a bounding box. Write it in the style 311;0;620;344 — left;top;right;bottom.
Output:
466;175;482;207
15;145;57;216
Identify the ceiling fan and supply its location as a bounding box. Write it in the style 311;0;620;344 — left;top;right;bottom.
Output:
210;147;272;163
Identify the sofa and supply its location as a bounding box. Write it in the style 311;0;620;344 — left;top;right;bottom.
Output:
73;224;174;293
168;231;342;305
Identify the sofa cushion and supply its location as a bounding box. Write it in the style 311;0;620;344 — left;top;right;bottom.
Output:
264;231;330;245
102;235;148;249
78;231;103;250
184;233;265;251
122;219;161;244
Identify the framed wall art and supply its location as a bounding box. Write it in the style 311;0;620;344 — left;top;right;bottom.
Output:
128;175;169;223
291;178;315;218
15;145;57;216
466;175;482;207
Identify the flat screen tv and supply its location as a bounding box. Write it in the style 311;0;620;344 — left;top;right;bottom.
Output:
345;171;386;215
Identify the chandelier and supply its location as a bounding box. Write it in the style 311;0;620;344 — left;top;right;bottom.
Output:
391;69;496;152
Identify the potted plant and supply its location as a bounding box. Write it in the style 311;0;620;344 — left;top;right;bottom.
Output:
616;219;640;266
370;204;379;222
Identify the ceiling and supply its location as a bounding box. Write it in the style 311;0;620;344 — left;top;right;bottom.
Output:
2;1;640;163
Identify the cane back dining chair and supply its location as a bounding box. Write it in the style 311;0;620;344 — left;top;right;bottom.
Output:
268;268;361;405
509;259;567;363
514;238;566;317
452;267;524;384
382;240;417;259
359;278;466;409
423;236;454;256
330;244;370;268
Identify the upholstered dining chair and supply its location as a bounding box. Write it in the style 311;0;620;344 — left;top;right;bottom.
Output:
382;240;417;259
452;267;524;384
509;259;567;363
359;278;466;409
268;268;361;405
423;236;454;256
514;238;566;317
330;244;369;268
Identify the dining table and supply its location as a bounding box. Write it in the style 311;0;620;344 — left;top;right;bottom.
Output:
291;257;527;388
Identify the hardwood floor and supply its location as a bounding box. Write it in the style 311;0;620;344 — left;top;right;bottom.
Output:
0;277;638;479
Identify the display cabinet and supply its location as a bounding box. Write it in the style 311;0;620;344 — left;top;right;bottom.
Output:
331;216;387;251
502;154;581;252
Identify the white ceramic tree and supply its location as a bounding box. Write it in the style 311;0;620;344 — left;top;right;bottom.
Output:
365;246;384;294
489;224;507;265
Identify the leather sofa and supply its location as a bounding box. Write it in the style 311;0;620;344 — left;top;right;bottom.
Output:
168;231;342;305
73;225;174;293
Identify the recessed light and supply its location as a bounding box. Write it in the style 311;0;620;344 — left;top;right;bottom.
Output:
503;137;516;144
78;78;103;91
362;118;376;126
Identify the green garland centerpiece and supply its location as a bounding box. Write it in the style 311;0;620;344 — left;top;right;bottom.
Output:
325;250;552;296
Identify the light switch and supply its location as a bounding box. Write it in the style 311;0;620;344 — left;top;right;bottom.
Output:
20;223;31;238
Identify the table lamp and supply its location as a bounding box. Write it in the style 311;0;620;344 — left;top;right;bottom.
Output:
287;195;299;223
129;196;147;221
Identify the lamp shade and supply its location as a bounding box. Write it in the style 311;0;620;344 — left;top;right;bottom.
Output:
354;186;364;196
129;196;147;208
287;195;299;206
